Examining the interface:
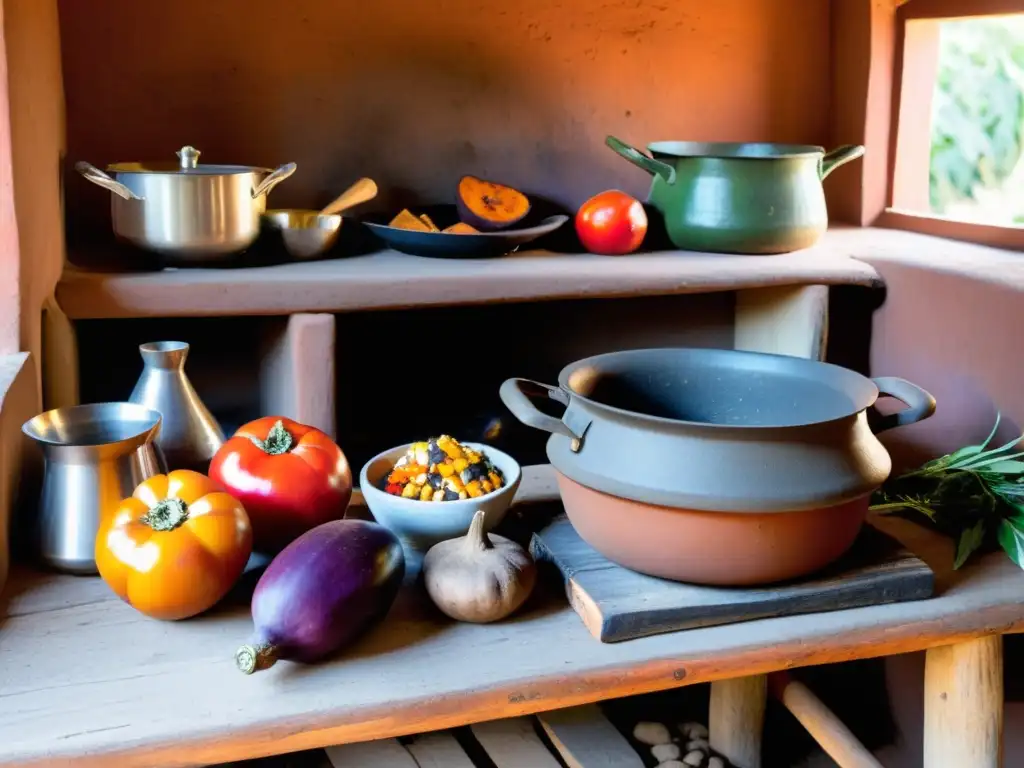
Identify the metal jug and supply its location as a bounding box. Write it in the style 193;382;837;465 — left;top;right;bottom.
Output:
22;402;167;574
129;341;225;472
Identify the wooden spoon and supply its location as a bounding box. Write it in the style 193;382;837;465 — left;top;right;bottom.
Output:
319;178;378;216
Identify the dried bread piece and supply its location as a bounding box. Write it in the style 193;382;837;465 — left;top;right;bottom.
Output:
442;222;481;235
388;209;432;232
418;213;441;232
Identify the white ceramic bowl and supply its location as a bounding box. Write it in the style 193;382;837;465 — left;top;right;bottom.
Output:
359;441;522;554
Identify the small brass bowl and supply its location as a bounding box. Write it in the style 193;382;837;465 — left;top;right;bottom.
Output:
263;209;343;260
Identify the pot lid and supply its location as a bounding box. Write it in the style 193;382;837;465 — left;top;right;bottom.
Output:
106;146;272;175
557;348;880;430
647;141;826;159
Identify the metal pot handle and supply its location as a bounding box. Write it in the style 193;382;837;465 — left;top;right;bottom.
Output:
605;136;677;185
871;376;936;432
500;378;581;440
252;162;297;199
820;145;865;181
74;162;143;201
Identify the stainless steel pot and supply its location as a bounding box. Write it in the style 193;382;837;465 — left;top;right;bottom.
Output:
22;402;167;574
500;348;936;513
75;145;297;262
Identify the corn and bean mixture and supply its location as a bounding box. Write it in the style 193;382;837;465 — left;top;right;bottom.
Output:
383;435;506;502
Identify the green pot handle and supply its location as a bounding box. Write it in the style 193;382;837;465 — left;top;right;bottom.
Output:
820;145;866;180
606;136;677;185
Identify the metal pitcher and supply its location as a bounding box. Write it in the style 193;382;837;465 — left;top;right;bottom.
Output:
129;341;225;472
22;402;167;574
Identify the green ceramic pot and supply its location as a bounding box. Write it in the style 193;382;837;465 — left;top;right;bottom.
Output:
606;136;865;254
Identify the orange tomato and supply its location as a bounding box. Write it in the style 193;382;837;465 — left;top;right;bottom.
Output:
95;469;252;621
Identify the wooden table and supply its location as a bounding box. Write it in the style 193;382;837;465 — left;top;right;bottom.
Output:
0;465;1019;768
9;228;1010;766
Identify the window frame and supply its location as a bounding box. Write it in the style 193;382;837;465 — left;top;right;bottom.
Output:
880;0;1024;250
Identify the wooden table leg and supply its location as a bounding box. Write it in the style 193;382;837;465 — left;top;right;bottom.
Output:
734;284;829;361
923;635;1003;768
709;675;767;768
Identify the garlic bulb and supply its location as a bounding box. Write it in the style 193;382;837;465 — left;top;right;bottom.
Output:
422;510;536;623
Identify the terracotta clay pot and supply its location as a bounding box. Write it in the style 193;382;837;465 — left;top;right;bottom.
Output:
500;348;936;586
556;473;869;585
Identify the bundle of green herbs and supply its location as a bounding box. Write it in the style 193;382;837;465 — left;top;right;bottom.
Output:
870;414;1024;569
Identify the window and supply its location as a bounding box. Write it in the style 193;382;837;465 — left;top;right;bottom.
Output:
885;0;1024;249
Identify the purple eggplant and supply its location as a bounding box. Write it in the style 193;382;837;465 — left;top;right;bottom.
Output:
235;519;405;674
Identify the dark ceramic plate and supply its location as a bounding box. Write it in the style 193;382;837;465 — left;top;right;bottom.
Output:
361;205;569;259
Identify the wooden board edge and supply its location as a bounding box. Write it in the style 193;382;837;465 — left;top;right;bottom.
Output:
596;567;937;643
536;516;938;643
531;531;608;642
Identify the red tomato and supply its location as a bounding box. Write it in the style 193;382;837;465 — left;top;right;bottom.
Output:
208;416;352;552
575;190;648;255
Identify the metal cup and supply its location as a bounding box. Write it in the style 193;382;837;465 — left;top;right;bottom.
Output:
22;402;167;574
262;209;343;260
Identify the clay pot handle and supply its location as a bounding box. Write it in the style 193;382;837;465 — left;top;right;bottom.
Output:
499;378;581;440
871;377;936;432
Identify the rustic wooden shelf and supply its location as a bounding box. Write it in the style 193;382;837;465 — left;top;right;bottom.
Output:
849;222;1024;285
55;228;883;320
1;465;1022;768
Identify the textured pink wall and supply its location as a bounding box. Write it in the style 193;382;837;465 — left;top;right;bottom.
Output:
58;0;831;238
4;0;64;395
0;0;63;594
0;2;20;354
869;262;1024;468
865;256;1024;768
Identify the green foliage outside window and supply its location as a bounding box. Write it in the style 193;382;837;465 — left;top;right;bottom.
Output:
930;17;1024;217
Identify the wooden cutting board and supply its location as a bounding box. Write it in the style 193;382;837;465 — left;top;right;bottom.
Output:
530;515;934;643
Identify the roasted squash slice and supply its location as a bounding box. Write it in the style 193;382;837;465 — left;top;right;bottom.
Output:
456;176;530;231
